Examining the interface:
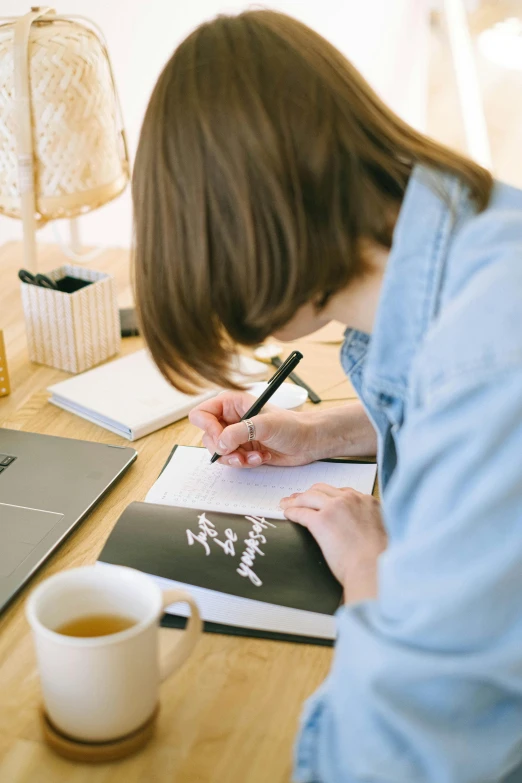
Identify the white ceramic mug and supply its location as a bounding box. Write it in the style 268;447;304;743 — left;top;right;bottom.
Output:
26;565;202;743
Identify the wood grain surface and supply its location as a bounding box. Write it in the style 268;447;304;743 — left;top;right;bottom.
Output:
0;242;357;783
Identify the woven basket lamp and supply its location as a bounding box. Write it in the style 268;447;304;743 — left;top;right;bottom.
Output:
0;7;129;272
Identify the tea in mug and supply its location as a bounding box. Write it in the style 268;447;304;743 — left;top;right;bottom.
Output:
56;614;136;638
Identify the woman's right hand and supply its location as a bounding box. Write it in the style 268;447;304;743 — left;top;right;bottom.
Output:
189;391;319;468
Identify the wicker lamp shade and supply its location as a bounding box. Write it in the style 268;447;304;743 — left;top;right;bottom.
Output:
0;7;129;269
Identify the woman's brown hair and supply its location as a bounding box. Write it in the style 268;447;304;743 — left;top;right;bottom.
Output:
132;10;493;392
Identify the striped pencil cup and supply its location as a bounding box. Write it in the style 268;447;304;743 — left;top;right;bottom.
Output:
20;265;120;373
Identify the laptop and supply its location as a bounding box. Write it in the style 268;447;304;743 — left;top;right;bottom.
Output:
0;428;137;613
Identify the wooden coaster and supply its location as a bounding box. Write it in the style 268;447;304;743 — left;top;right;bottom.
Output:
40;705;158;763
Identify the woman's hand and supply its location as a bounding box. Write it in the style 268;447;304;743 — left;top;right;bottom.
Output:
189;391;320;467
280;483;386;601
190;393;377;467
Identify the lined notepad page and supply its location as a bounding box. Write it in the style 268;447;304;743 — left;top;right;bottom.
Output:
146;446;377;520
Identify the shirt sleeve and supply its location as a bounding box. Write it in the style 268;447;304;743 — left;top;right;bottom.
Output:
294;368;522;783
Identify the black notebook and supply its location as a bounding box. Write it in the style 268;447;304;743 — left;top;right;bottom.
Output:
98;446;377;645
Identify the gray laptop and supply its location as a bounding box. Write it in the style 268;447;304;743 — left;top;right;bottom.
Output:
0;428;137;612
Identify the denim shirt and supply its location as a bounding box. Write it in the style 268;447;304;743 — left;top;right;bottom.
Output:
294;165;522;783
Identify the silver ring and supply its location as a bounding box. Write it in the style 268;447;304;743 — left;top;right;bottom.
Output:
244;418;256;442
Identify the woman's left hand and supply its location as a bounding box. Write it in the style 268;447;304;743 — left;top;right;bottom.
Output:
280;484;386;602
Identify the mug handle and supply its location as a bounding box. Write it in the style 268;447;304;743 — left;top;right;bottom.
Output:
159;589;203;682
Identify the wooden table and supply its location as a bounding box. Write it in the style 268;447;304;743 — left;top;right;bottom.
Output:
0;242;356;783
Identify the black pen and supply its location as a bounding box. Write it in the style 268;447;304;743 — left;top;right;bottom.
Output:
210;350;304;464
270;356;321;404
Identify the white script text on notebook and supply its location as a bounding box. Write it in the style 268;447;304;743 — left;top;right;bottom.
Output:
98;446;377;643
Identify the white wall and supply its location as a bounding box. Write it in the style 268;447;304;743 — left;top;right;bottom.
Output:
0;0;430;250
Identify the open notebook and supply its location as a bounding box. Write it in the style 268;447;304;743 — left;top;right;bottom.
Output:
98;446;377;644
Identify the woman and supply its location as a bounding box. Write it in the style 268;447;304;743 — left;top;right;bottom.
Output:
133;10;522;783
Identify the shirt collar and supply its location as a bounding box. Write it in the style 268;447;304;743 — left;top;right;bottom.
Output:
352;165;467;406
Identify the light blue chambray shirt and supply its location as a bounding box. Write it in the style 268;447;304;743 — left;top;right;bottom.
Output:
294;165;522;783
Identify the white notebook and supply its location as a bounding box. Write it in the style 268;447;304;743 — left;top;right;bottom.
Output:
48;350;267;440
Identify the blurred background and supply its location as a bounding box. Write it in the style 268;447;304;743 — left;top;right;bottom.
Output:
0;0;521;250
